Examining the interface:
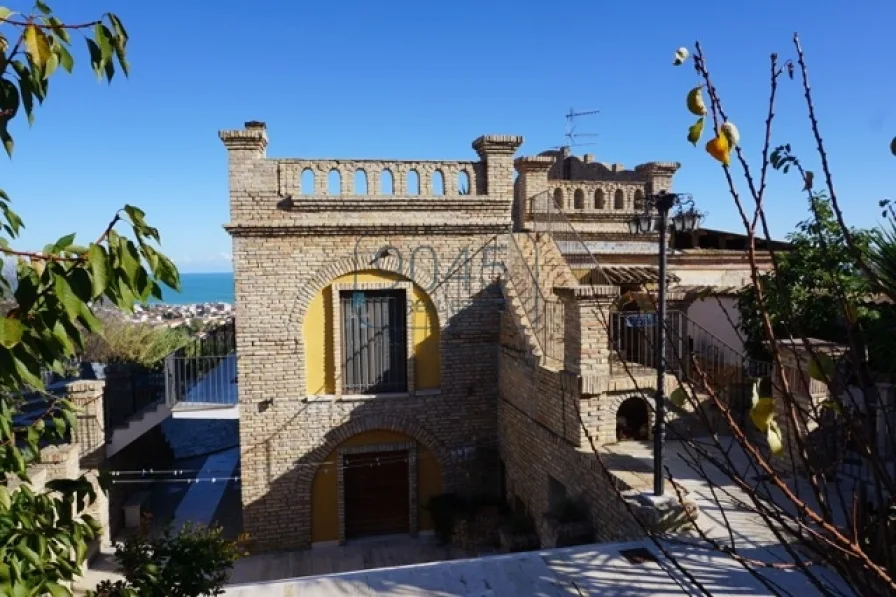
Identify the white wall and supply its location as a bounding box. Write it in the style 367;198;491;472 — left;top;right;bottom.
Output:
686;296;745;355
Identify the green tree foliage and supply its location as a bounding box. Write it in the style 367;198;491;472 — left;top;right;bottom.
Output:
89;524;245;597
737;191;876;360
0;3;180;595
81;317;191;369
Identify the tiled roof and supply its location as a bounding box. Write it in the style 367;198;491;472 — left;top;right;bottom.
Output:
669;284;744;297
599;266;680;285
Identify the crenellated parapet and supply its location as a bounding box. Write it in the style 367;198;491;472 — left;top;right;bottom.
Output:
219;122;523;235
514;147;682;232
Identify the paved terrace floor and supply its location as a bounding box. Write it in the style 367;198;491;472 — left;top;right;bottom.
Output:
77;438;856;595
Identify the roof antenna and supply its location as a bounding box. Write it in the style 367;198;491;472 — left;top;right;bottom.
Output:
563;107;600;151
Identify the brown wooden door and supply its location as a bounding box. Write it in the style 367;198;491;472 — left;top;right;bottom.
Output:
344;450;410;539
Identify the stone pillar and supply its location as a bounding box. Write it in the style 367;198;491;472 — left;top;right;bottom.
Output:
634;161;681;196
513;155;553;231
472;134;523;199
67;380;107;468
65;380;112;549
218;120;275;224
772;339;847;476
555;285;620;395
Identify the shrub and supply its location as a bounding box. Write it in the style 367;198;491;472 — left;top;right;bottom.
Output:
81;318;191;369
89;523;247;597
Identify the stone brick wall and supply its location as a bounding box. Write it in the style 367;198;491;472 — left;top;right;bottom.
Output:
221;122;523;551
497;369;643;545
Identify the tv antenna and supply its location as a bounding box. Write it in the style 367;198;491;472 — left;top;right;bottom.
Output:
562;107;600;149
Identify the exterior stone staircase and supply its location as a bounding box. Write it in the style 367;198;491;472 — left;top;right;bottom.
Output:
106;400;172;458
503;232;575;368
498;273;544;363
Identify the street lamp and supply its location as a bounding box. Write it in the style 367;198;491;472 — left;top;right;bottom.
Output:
628;191;704;497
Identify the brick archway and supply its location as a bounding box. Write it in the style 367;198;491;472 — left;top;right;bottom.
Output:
606;392;655;442
296;413;452;498
286;253;447;346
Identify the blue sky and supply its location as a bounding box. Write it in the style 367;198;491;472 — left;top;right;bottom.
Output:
1;0;894;272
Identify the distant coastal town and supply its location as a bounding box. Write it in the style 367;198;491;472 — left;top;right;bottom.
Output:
128;301;234;329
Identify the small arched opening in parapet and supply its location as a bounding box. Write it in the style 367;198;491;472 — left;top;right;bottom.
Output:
616;396;650;442
327;169;342;195
354;169;368;195
634;189;645;211
432;170;445;196
614;188;625;210
594;189;606;210
380;169;394;195
553;188;564;209
407;169;420;195
573;188;585;210
457;170;471;195
301;168;315;195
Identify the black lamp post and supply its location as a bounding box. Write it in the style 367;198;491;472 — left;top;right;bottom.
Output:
628;191;703;497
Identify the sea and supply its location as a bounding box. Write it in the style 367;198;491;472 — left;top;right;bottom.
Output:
149;272;235;305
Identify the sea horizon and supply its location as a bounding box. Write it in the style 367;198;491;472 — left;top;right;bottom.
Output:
150;271;235;305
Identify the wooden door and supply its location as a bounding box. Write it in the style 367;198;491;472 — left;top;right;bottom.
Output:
344;450;410;539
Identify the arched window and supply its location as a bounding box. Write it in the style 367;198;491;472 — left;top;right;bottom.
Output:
457;170;471;195
380;169;394;195
354;169;368;195
573;188;585;210
614;188;625;210
300;168;315;195
432;170;445;196
553;188;564;209
594;189;606;209
407;169;420;195
633;189;645;211
327;169;341;195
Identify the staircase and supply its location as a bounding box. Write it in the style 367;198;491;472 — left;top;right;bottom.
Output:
106;400;172;458
504;232;569;367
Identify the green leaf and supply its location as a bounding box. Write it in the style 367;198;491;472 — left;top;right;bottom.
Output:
0;316;24;348
17;75;34;124
12;579;30;597
85;38;103;79
0;8;15;21
107;13;129;42
0;485;10;510
46;582;73;597
68;267;92;302
54;274;81;321
0;119;14;157
54;42;73;73
808;353;835;382
52;415;66;438
124;204;146;226
35;0;51;15
88;244;108;297
669;387;688;407
46;15;70;43
157;255;180;291
891;136;896;157
51;320;75;355
77;300;102;333
0;78;20;121
53;232;76;252
687;117;704;147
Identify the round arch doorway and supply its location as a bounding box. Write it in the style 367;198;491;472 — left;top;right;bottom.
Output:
616;396;650;442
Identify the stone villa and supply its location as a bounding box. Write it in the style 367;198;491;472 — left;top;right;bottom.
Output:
219;121;782;552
